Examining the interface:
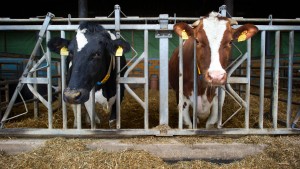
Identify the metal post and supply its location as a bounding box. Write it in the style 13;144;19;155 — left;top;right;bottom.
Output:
46;30;53;129
193;39;198;129
91;87;95;129
144;29;149;129
216;6;227;128
245;38;252;129
272;31;280;129
33;60;39;119
178;38;183;129
286;31;294;128
156;14;171;125
60;30;68;129
76;104;82;129
114;4;121;129
259;31;266;129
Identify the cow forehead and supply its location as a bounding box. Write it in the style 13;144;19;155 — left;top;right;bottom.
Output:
75;29;115;52
76;28;88;52
202;14;228;45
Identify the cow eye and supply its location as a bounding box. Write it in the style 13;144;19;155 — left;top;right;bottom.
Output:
90;53;100;60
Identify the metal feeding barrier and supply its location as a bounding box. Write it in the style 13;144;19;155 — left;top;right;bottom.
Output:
0;5;300;137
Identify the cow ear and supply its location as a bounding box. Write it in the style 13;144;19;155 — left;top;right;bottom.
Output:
173;22;194;39
233;24;259;42
109;39;131;56
47;37;70;54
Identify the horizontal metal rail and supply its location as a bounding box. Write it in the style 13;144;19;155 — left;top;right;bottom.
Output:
0;128;298;138
1;16;300;23
1;25;300;31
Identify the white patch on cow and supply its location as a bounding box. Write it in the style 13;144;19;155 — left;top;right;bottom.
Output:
185;89;219;128
203;12;227;73
182;95;193;128
76;28;88;52
95;89;116;113
189;89;215;119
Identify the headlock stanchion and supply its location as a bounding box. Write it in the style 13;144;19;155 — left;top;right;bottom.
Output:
0;12;55;128
0;4;300;137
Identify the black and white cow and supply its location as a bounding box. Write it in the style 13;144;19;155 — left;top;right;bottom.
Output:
47;22;131;128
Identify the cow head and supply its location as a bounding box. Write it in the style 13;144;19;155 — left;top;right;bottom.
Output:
173;12;258;86
48;22;131;104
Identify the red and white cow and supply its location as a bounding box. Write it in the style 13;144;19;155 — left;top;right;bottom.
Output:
169;12;258;128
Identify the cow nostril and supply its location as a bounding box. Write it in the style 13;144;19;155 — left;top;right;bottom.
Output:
72;91;81;100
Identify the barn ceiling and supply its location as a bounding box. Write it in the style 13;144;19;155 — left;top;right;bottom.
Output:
0;0;299;19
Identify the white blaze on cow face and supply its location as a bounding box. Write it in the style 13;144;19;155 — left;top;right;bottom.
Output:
76;28;88;52
203;12;227;78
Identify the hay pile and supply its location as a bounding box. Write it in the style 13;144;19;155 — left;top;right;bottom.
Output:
0;135;299;168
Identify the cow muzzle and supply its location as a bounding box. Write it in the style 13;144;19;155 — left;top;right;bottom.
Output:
63;87;89;104
206;70;227;86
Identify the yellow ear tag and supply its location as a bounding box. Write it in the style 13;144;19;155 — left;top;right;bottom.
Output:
238;30;248;42
181;30;188;40
60;47;69;56
197;65;201;75
115;46;123;56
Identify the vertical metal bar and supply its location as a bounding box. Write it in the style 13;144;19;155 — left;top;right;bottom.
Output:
192;39;197;129
159;37;169;125
178;38;183;129
218;4;227;129
272;31;280;129
287;30;294;128
158;14;170;126
56;62;61;106
114;4;121;129
218;87;223;128
144;29;149;129
46;30;53;129
91;87;95;129
76;104;82;129
245;39;252;129
259;31;266;129
33;60;38;119
60;30;67;129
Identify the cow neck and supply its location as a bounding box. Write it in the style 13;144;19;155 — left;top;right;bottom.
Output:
96;55;115;86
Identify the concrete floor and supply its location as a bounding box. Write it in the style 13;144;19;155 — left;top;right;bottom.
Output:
0;138;266;163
